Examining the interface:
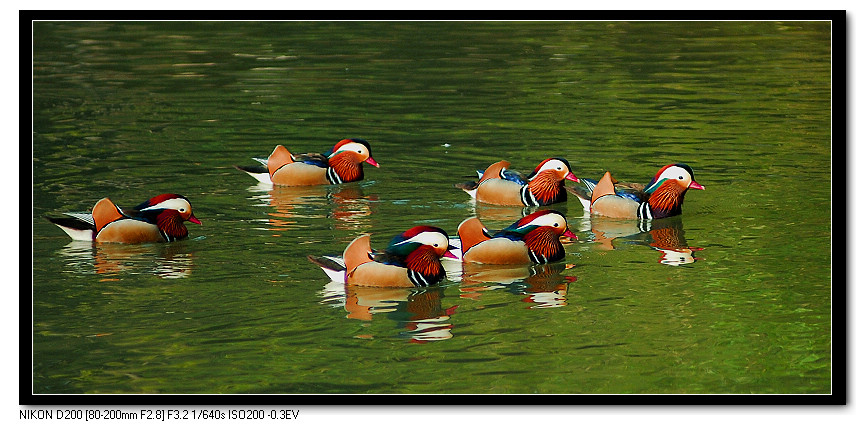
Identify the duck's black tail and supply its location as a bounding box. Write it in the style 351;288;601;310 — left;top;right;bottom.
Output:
306;255;346;272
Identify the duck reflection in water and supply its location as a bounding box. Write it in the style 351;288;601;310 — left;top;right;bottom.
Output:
588;215;704;266
57;240;195;279
468;203;571;228
458;262;577;308
318;283;458;343
247;182;377;232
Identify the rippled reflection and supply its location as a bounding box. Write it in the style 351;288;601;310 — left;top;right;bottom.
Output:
318;283;458;343
247;182;377;232
470;202;572;224
469;202;535;223
57;241;195;279
459;262;576;308
588;216;703;266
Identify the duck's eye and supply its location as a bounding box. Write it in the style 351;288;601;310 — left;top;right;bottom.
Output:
678;176;684;180
179;208;186;212
358;150;363;154
553;223;559;227
433;243;439;247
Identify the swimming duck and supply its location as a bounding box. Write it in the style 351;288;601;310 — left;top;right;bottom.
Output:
308;226;458;288
457;210;577;264
455;158;579;206
47;194;201;243
569;163;704;219
236;138;379;186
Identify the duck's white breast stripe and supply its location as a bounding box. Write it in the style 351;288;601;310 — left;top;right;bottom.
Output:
327;167;342;185
637;202;653;220
520;185;538;206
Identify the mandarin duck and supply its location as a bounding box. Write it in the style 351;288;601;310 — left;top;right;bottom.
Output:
456;210;577;264
455;158;579;206
236;138;379;186
569;163;704;220
47;194;201;243
308;226;458;288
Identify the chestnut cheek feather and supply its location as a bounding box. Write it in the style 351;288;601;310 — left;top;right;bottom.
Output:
157;211;189;239
528;171;567;204
648;180;688;213
329;153;364;182
406;247;446;278
524;228;565;262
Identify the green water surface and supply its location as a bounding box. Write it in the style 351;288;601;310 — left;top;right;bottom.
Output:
31;21;832;395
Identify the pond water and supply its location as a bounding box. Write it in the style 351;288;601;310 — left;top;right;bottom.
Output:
31;21;833;395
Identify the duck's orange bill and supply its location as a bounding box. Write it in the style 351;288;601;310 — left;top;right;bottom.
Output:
189;214;202;225
565;172;579;182
689;181;705;190
365;157;380;168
